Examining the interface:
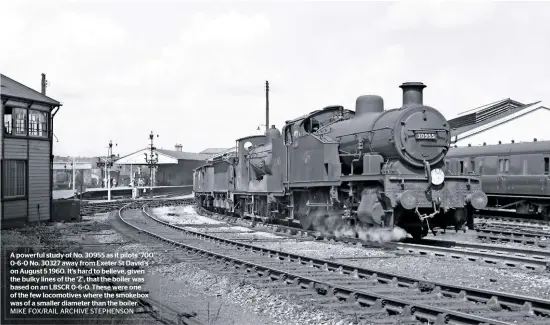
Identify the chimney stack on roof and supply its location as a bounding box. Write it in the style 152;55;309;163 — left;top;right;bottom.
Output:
174;144;183;152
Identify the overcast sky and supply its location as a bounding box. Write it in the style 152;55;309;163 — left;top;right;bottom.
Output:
1;1;549;157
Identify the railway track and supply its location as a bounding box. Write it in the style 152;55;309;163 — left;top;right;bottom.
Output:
476;225;550;238
475;210;550;226
84;197;550;270
475;225;550;248
477;221;550;232
184;205;550;272
119;202;550;325
80;197;193;216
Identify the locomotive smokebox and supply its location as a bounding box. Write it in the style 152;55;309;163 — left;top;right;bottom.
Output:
399;82;426;107
355;95;384;116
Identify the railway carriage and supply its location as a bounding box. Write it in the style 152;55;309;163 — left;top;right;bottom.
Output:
445;140;550;219
193;82;488;239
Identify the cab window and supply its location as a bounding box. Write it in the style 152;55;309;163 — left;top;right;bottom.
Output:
284;125;293;145
302;117;320;133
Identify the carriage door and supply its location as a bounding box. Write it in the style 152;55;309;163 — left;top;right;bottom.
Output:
497;157;510;194
544;156;550;195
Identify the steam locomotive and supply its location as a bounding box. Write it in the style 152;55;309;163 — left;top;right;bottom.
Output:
193;82;488;239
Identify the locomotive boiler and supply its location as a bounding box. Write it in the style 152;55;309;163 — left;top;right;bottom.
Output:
194;82;488;239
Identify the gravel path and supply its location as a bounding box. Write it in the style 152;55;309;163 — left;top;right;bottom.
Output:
151;206;224;225
165;194;194;199
254;240;395;259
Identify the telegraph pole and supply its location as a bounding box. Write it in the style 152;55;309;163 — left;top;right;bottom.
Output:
144;131;159;195
265;80;269;135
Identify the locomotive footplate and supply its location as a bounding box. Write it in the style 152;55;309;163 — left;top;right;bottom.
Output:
384;176;488;211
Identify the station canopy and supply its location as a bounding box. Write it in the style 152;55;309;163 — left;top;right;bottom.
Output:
114;148;179;166
53;162;92;170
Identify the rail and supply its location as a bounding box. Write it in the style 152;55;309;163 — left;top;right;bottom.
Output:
117;202;550;324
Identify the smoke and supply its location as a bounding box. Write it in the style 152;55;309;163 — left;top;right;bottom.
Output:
308;209;408;244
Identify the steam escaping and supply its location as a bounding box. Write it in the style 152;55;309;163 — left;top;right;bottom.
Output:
307;209;408;244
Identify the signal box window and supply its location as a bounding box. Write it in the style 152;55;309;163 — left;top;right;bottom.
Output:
29;110;48;137
2;160;27;198
3;107;27;136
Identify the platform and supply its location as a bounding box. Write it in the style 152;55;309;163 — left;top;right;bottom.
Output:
53;185;193;201
79;185;192;200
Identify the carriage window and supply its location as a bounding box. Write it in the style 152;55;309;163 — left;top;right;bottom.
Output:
470;160;475;173
460;161;464;174
499;159;504;173
479;161;484;174
504;159;510;173
545;157;549;175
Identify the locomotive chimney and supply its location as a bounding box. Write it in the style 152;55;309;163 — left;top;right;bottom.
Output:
41;73;47;95
399;82;426;107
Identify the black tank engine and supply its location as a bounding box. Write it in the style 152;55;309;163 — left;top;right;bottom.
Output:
194;82;488;239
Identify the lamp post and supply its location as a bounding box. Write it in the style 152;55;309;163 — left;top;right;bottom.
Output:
64;158;76;194
265;80;269;134
144;131;159;195
96;140;117;201
71;157;76;194
63;164;68;190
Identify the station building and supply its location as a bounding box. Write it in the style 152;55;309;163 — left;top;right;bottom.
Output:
1;74;62;228
115;146;227;186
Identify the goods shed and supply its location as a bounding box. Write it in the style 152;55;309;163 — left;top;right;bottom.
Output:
1;74;62;228
449;98;550;147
